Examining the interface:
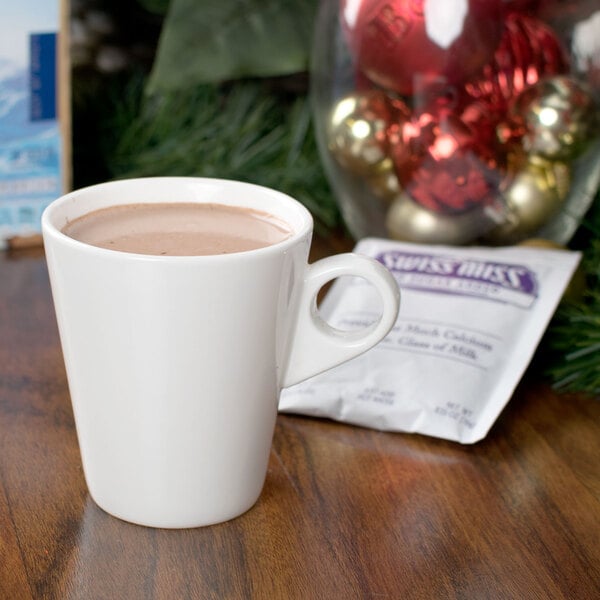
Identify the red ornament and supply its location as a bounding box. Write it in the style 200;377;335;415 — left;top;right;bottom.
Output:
464;12;569;114
389;109;502;214
340;0;504;95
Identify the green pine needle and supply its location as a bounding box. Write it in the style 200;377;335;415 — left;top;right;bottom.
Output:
546;203;600;396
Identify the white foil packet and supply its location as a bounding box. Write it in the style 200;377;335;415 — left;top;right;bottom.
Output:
280;238;581;444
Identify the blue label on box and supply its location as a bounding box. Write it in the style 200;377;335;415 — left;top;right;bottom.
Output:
30;33;56;121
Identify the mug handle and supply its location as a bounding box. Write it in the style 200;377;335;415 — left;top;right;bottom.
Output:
280;253;400;388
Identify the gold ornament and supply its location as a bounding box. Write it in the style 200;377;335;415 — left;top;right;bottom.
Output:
485;155;571;244
518;238;565;250
385;192;488;245
327;91;407;176
364;157;401;202
511;76;597;161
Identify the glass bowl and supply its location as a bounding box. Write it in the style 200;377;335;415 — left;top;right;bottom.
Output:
311;0;600;245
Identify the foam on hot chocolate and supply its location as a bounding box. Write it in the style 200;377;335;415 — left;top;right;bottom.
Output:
62;202;294;256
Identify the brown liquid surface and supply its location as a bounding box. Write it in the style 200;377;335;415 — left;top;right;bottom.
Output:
61;203;294;256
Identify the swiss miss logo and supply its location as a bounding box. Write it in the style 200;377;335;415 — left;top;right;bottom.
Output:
376;250;539;308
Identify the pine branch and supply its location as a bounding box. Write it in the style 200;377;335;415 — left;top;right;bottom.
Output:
546;197;600;396
547;302;600;395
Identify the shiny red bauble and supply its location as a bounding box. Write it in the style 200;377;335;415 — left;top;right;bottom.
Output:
389;109;502;214
464;12;569;114
341;0;504;95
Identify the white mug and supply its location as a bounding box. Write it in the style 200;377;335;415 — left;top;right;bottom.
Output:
42;177;400;528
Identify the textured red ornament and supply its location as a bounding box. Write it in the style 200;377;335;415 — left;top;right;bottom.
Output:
341;0;503;95
464;12;569;114
389;110;502;214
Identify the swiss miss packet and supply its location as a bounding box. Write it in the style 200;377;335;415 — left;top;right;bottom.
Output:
280;238;581;444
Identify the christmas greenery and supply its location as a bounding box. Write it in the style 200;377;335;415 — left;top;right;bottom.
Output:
146;0;317;93
546;200;600;395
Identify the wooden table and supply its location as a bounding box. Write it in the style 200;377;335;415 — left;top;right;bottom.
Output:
1;245;599;600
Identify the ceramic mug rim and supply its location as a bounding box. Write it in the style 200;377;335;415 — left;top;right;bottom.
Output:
41;176;314;262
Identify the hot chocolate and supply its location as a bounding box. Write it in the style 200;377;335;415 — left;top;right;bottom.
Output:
61;202;294;256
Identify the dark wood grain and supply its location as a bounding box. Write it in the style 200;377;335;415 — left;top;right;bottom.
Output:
1;245;599;600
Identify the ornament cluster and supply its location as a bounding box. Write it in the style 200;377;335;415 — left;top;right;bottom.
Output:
326;0;599;244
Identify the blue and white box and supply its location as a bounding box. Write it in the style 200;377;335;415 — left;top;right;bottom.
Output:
0;1;69;247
